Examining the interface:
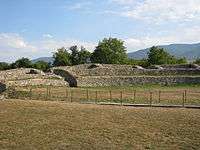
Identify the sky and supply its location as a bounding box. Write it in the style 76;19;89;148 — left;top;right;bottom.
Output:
0;0;200;62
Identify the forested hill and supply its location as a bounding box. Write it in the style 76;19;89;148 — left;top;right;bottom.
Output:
128;43;200;60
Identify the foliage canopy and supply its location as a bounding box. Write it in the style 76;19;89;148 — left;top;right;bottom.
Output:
91;38;127;64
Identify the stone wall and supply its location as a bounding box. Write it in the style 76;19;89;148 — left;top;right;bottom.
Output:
53;69;77;87
54;64;200;77
77;76;200;87
5;64;199;88
0;68;62;81
161;64;200;69
0;68;68;87
0;82;6;94
6;79;68;87
53;64;200;87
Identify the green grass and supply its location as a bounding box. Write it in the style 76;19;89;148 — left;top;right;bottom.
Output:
84;83;200;91
0;100;200;149
11;83;200;92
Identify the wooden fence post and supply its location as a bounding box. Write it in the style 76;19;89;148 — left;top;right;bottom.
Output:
133;90;136;103
65;88;68;99
48;86;51;100
150;92;153;106
71;89;73;103
95;91;98;104
158;91;161;103
182;91;185;107
46;86;49;100
29;87;32;100
120;91;123;105
185;90;187;105
109;90;112;101
86;89;89;101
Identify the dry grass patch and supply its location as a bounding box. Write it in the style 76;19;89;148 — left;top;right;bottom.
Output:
0;100;200;149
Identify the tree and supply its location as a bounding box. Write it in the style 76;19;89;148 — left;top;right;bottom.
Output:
194;58;200;65
70;46;91;65
126;58;149;67
53;47;71;66
78;46;91;64
33;61;51;72
0;62;10;70
91;38;127;64
176;57;187;64
147;46;176;65
70;46;80;65
12;57;32;68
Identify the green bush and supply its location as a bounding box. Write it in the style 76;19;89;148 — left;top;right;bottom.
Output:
194;58;200;65
0;62;11;70
33;61;51;72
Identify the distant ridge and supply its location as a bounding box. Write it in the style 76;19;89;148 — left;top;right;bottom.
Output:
32;57;54;64
128;43;200;60
32;43;200;63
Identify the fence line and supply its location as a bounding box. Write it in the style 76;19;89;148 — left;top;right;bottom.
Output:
7;85;200;108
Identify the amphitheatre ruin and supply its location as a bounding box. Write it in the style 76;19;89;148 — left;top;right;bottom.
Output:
1;63;200;91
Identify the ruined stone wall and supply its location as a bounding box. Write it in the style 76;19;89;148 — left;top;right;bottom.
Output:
54;64;200;77
161;64;200;69
72;68;200;76
0;68;42;81
0;68;68;87
77;76;200;87
41;64;200;87
6;79;68;87
0;68;62;81
53;69;77;87
0;82;6;93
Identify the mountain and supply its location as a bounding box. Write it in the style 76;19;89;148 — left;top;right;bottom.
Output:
32;57;54;64
128;43;200;60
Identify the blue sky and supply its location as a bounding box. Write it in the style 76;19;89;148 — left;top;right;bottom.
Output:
0;0;200;62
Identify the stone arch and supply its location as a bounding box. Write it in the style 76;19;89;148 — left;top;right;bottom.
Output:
53;69;77;87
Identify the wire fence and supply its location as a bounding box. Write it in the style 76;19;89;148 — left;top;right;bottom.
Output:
7;86;200;107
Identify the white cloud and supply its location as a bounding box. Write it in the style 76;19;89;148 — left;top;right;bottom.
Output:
68;2;92;10
109;0;136;5
0;25;200;62
0;33;96;62
43;34;53;39
0;33;36;52
125;26;200;51
0;33;38;62
37;38;96;53
110;0;200;23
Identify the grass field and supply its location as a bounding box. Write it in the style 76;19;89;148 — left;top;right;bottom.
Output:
0;100;200;149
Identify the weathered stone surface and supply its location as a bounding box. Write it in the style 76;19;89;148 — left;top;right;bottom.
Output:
148;65;164;69
53;69;77;87
133;65;144;69
77;76;200;87
0;82;6;94
0;68;68;87
2;64;200;88
7;79;69;87
161;64;200;69
54;64;200;77
87;64;102;69
53;64;200;87
28;69;45;75
193;64;200;69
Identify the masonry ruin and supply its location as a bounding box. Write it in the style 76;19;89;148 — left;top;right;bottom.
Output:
0;82;6;94
0;64;200;88
52;64;200;87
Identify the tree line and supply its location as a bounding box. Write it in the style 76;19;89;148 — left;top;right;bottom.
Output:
0;37;199;71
